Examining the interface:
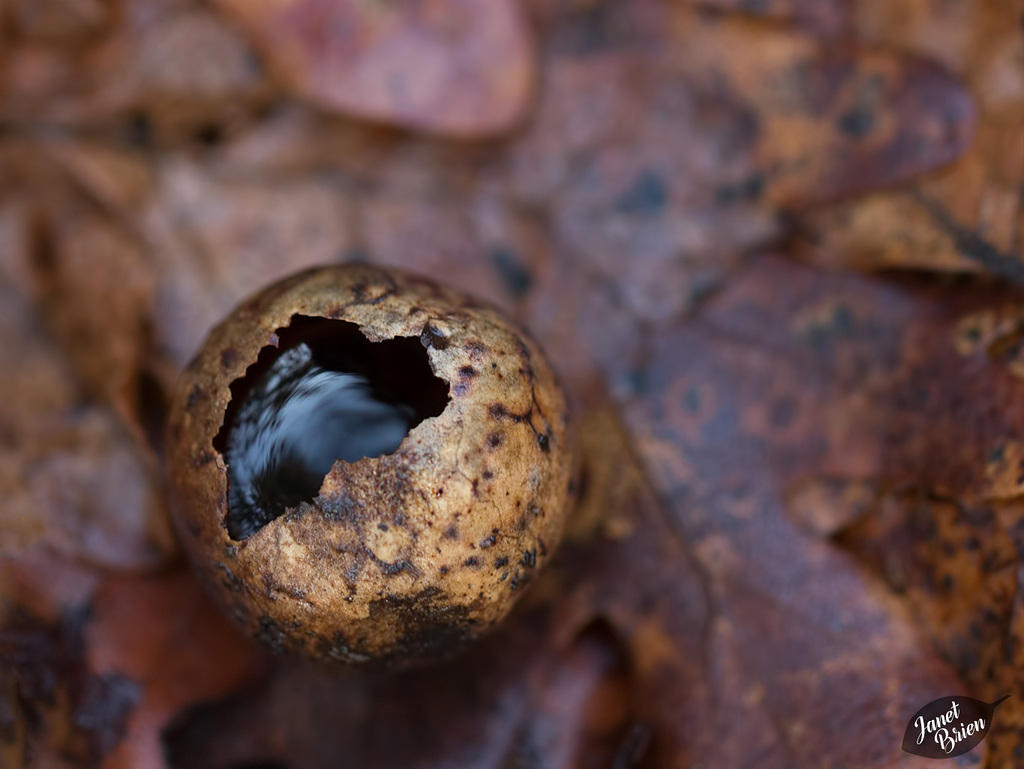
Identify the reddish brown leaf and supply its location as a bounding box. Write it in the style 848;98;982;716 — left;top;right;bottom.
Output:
598;255;1024;767
667;9;975;208
1;1;1017;767
837;494;1024;763
214;0;536;137
85;570;268;769
0;201;171;571
157;408;970;768
798;0;1024;277
0;604;139;769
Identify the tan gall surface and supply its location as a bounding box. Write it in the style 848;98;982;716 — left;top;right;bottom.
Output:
165;264;574;663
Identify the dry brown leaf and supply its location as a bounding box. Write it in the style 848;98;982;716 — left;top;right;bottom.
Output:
610;255;1024;767
84;570;268;769
0;226;171;571
836;494;1024;763
214;0;536;137
799;0;1024;276
157;409;970;768
2;0;1018;766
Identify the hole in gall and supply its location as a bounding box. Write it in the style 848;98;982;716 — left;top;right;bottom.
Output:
214;316;449;540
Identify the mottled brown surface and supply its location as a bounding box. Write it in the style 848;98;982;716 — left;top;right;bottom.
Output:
166;265;574;662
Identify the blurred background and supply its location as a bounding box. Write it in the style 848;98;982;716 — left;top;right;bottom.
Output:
1;0;1023;767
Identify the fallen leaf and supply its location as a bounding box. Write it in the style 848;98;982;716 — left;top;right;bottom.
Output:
85;569;268;769
798;0;1024;278
214;0;536;137
0;198;171;570
2;1;1019;767
160;409;971;768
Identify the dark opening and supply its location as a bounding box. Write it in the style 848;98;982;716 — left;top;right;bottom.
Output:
213;316;450;540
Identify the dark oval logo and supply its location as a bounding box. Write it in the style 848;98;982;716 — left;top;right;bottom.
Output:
902;695;1009;759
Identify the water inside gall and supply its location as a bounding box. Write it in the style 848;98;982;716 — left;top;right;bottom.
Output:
215;317;449;539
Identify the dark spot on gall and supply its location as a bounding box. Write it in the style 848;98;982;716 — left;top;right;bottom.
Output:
378;522;388;531
537;433;550;452
453;381;469;397
217;562;242;591
487;433;503;449
444;525;458;539
480;534;497;549
192;451;215;468
375;558;420;577
521;549;537;568
420;325;449;350
187;385;204;408
257;617;289;654
464;556;480;567
221;348;239;369
321;493;360;522
482;469;494;480
494;556;509;568
490;403;510;419
459;365;478;378
440;565;449;574
463;341;487;359
369;587;481;662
